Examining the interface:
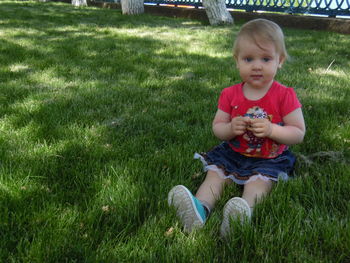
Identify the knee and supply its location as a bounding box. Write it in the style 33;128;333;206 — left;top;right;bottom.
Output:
206;170;231;185
244;178;273;194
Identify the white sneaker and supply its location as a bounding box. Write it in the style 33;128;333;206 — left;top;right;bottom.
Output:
220;197;251;238
168;185;207;233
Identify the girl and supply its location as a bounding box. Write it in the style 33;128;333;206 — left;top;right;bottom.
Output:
168;19;306;237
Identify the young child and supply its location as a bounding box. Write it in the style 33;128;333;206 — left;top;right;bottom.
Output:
168;19;306;237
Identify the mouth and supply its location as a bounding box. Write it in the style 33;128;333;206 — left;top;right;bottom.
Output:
250;75;263;79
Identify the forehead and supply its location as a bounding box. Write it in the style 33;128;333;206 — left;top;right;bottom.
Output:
236;36;277;55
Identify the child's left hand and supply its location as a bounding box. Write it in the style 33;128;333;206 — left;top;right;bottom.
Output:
247;118;272;138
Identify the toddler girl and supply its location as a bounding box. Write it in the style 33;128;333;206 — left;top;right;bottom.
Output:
168;18;306;238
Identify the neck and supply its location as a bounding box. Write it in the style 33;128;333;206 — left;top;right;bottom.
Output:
243;80;274;101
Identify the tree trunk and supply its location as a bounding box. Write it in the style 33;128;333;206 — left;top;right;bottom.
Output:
121;0;144;15
72;0;88;7
202;0;233;26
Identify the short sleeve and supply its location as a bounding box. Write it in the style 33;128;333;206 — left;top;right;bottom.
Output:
280;88;302;117
218;88;232;114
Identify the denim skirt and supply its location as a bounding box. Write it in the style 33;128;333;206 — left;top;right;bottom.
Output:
194;142;296;185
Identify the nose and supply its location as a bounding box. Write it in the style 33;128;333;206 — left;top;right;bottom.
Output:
252;61;262;70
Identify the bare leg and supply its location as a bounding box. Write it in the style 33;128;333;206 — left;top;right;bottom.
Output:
242;177;273;208
195;170;231;210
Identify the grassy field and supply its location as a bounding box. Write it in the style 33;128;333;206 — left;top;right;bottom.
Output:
0;1;349;262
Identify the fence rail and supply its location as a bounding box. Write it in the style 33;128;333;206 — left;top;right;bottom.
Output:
101;0;350;17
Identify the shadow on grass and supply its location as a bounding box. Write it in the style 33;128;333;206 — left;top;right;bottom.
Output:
0;1;234;260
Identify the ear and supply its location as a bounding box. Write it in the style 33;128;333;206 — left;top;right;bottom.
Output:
278;56;285;69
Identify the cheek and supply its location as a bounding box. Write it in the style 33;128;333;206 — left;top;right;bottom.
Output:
238;69;249;77
267;64;279;74
237;64;248;72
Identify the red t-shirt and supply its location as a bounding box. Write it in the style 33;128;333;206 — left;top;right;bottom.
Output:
218;81;302;159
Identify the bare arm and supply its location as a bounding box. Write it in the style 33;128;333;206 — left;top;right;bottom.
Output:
212;109;250;141
248;108;306;145
269;108;306;145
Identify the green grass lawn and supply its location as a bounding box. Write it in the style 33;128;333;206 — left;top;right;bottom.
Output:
0;1;349;262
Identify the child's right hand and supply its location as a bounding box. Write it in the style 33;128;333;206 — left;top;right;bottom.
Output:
231;116;250;136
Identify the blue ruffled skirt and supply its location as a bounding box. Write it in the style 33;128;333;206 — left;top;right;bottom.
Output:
194;142;296;185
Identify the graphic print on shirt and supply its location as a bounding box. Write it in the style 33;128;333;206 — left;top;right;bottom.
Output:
243;106;271;156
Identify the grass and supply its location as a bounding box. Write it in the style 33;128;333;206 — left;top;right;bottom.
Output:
0;1;349;262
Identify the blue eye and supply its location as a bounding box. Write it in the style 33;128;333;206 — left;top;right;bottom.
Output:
263;58;271;62
244;57;253;62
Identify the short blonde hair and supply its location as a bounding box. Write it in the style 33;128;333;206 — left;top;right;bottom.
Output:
233;19;288;62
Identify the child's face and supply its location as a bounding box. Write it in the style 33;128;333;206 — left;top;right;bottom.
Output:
235;36;283;90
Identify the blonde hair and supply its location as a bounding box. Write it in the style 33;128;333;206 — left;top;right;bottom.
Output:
233;19;288;62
